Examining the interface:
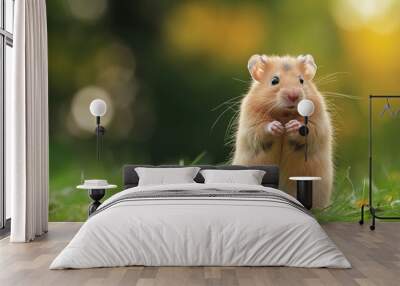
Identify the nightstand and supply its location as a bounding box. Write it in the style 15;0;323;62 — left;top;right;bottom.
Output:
77;180;117;216
289;177;321;210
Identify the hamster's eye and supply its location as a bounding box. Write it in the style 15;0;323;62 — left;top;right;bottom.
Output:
271;76;280;86
299;77;304;85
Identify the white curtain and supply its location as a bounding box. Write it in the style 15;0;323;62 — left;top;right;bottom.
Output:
7;0;49;242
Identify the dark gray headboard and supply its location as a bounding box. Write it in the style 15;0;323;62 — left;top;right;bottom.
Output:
123;165;279;189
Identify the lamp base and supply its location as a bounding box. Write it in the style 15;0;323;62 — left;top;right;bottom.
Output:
296;180;313;210
88;189;105;216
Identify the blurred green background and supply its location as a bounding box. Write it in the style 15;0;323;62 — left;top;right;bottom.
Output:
47;0;400;221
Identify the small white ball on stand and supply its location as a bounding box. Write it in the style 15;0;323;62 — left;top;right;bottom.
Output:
90;99;107;117
297;99;315;117
89;99;107;161
297;99;315;162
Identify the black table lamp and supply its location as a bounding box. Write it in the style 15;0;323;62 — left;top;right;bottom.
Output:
89;99;107;160
297;99;315;162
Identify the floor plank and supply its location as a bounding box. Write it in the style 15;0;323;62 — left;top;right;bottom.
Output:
0;222;399;286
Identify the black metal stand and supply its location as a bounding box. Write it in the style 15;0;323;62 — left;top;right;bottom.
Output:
299;116;310;162
296;180;313;210
88;189;105;216
95;116;105;161
359;95;400;230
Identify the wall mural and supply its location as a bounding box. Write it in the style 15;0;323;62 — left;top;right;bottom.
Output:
48;0;400;221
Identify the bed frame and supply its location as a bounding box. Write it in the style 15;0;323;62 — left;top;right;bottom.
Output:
123;165;279;189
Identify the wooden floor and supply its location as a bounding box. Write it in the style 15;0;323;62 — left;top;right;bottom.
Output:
0;222;399;286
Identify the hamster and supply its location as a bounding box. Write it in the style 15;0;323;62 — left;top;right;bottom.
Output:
232;54;333;209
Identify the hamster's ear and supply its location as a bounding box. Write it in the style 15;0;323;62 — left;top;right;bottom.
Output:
297;54;317;80
248;54;268;82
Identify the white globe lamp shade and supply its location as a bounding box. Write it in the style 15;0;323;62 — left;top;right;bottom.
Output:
297;99;314;117
90;99;107;117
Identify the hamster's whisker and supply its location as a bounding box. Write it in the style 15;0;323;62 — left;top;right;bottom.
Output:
322;91;357;100
227;109;240;131
211;103;242;131
225;111;241;143
212;95;243;111
211;100;241;112
316;79;338;87
315;75;338;84
213;101;241;112
213;102;242;124
210;105;238;131
315;72;350;83
232;77;251;84
226;111;239;134
315;72;351;87
315;78;338;86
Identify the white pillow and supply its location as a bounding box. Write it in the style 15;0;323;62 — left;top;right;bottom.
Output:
135;167;200;186
200;169;266;185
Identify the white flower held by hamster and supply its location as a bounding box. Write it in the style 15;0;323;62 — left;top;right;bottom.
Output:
232;54;333;208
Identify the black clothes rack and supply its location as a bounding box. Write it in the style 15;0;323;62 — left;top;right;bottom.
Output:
359;95;400;230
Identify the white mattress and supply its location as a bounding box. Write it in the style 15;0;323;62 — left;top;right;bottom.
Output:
50;183;350;269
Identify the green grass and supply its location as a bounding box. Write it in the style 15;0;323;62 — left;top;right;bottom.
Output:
49;166;121;221
315;166;400;222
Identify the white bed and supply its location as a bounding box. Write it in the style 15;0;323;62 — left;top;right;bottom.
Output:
50;182;350;269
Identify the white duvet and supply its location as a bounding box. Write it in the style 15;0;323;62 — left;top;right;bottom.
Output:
50;183;350;269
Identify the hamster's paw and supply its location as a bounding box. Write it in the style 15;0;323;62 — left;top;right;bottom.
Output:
285;119;302;134
264;121;284;136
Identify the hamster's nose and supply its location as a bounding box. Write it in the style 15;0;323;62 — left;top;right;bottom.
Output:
287;89;300;103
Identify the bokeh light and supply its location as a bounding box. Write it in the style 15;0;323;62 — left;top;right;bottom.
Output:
94;42;138;138
67;0;108;22
332;0;400;96
332;0;400;34
164;2;266;66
